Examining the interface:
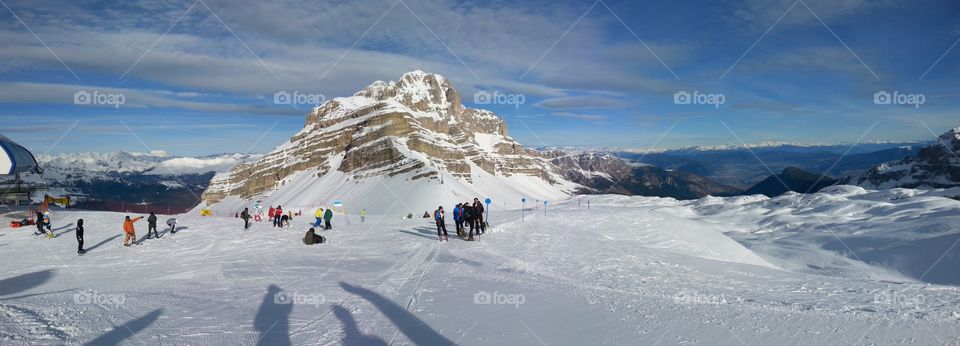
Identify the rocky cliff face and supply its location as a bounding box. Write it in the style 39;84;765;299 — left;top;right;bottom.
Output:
846;127;960;189
202;71;572;205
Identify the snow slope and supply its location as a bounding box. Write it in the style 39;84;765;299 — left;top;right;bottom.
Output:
1;186;959;344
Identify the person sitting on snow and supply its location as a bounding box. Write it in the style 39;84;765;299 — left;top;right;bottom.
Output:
303;228;326;245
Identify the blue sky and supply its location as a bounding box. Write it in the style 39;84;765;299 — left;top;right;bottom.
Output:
0;0;958;156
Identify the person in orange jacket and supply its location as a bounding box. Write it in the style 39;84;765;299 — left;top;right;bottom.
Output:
123;215;143;246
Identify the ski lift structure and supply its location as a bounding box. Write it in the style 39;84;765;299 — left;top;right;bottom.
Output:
0;134;44;206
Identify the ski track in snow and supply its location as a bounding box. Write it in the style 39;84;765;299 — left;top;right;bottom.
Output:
1;188;960;344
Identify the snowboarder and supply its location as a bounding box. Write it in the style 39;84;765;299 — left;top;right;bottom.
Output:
314;208;324;228
360;209;366;223
166;218;178;234
147;212;160;239
280;214;290;228
268;206;276;226
76;219;85;254
241;208;252;230
123;216;143;246
303;228;326;245
274;206;283;228
435;206;449;242
323;208;334;230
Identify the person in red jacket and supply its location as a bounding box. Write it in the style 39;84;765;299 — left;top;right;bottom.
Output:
123;216;143;246
273;206;283;228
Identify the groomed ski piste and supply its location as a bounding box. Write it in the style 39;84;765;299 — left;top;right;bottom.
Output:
2;186;960;345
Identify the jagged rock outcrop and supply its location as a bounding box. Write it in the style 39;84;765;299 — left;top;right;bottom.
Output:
203;71;572;205
845;127;960;189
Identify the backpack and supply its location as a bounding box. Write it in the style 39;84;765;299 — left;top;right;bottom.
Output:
434;210;442;221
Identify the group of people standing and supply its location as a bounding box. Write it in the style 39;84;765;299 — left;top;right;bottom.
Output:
435;198;487;242
121;212;179;247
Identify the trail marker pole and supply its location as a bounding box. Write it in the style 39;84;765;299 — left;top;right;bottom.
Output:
521;198;526;222
485;198;491;224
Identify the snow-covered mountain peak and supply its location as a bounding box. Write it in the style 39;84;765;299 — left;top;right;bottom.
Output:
347;70;459;117
939;127;960;148
204;71;576;213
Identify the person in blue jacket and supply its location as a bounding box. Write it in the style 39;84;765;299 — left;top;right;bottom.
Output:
452;203;463;234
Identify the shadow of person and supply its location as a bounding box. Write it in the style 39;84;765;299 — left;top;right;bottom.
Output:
333;305;388;346
84;309;162;346
53;223;75;236
0;270;54;297
398;230;437;240
339;282;454;346
87;234;122;252
253;284;292;346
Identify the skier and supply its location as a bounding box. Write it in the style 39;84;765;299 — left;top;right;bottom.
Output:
452;203;462;235
268;206;276;226
303;228;326;245
280;214;290;228
314;208;324;228
146;212;160;239
274;206;283;228
43;211;53;238
123;216;143;246
323;207;334;230
473;198;486;235
34;209;44;236
463;202;476;241
166;218;178;234
360;209;366;223
434;206;449;242
76;219;86;255
241;208;252;230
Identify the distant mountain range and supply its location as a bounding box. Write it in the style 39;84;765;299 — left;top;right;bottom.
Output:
23;151;260;213
621;143;923;189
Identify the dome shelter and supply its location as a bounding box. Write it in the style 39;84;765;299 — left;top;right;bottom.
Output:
0;134;40;176
0;134;42;206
